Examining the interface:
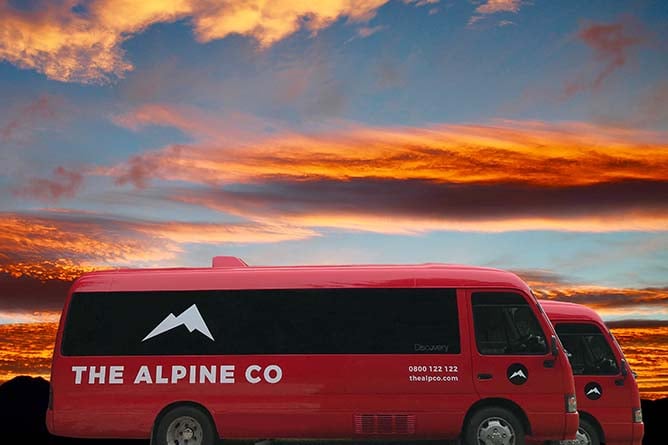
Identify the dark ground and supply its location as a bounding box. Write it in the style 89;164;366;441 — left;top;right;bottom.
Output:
0;376;664;444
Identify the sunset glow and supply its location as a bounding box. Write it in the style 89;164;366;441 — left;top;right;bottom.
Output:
611;326;668;400
0;0;666;403
0;323;57;384
0;321;665;401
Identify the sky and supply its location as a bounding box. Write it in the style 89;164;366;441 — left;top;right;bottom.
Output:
0;0;667;397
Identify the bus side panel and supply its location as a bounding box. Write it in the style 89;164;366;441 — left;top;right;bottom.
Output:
51;355;357;439
51;357;154;438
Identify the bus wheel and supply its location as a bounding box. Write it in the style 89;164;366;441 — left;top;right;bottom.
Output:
573;419;600;445
153;405;216;445
464;406;525;445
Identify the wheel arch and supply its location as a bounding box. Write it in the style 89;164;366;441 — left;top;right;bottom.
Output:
462;398;531;437
578;410;605;444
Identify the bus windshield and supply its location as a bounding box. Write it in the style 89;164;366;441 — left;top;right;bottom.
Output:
555;323;619;375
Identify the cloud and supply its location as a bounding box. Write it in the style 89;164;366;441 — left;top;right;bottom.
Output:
607;319;668;329
0;0;394;83
403;0;439;6
190;0;388;47
0;95;62;142
0;210;316;281
512;269;571;287
564;17;648;97
608;325;668;399
170;178;668;234
0;273;72;313
0;322;57;382
112;104;281;142
356;25;386;38
526;270;668;321
533;285;668;312
0;1;179;83
13;167;83;203
96;108;668;232
475;0;522;14
469;0;524;26
104;110;668;189
0;211;179;280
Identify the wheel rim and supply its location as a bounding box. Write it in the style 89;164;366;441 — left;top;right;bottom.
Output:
477;416;515;445
574;426;592;445
166;415;203;445
558;427;591;445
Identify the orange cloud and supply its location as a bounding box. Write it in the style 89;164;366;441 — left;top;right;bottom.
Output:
111;104;281;144
0;212;178;276
0;0;391;83
0;1;181;83
475;0;523;14
107;112;668;188
100;110;668;233
190;0;387;47
468;0;525;26
525;272;668;320
0;323;56;384
609;326;668;400
533;286;668;315
0;211;316;281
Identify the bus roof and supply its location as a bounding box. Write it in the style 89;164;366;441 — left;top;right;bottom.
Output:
539;299;606;325
70;257;532;294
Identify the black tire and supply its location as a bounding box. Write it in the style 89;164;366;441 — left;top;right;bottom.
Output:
152;404;217;445
464;406;525;445
578;418;601;445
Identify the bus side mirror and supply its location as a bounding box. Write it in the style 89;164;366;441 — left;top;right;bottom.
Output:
620;358;628;377
551;335;558;357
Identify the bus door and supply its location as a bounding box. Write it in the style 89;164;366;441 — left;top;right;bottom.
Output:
467;290;568;439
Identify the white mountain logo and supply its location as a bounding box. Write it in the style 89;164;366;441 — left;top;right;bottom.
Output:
142;304;214;342
510;370;527;380
587;387;601;396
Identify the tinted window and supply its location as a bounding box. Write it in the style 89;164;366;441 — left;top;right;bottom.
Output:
472;292;547;355
555;323;619;375
62;288;460;356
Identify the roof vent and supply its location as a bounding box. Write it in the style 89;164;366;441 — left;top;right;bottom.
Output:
212;256;248;268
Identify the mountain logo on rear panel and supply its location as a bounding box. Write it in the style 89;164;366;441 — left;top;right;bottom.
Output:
142;304;214;342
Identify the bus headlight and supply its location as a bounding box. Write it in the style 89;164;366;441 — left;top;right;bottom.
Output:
632;408;642;423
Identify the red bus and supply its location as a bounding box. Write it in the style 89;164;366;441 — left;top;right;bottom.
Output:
47;257;578;445
541;300;643;445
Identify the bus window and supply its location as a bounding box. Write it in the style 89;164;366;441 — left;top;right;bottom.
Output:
472;292;547;355
62;288;461;356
